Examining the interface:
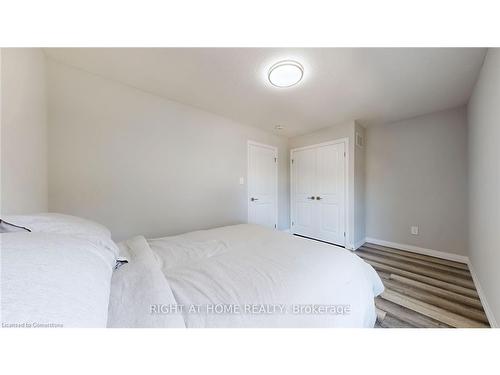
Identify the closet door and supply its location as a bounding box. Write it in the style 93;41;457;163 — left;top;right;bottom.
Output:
291;147;317;238
315;143;346;246
291;141;346;247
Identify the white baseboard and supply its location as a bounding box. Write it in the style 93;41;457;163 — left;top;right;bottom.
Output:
363;236;497;328
467;261;498;328
364;237;469;264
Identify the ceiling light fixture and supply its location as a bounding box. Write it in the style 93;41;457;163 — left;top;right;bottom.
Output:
268;60;304;88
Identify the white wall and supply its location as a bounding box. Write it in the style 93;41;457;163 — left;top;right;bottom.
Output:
1;48;48;214
47;59;289;241
467;48;500;326
353;121;366;248
289;120;361;248
365;106;469;256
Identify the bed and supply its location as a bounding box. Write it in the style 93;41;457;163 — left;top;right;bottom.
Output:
108;224;384;328
1;214;383;328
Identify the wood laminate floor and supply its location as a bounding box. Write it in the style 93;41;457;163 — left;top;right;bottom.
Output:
356;243;490;328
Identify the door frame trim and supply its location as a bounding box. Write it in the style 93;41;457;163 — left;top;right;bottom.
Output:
290;137;349;246
247;140;279;229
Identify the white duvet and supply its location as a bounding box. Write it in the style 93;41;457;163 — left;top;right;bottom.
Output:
109;224;384;328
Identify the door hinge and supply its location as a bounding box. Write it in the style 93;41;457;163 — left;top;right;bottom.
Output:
274;157;277;163
291;159;294;164
292;221;294;226
344;151;346;157
274;224;277;229
344;232;346;237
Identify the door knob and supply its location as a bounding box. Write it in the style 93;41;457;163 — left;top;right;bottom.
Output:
316;196;322;200
250;197;259;201
307;196;315;200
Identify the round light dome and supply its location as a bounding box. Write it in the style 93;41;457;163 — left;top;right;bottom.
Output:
268;60;304;88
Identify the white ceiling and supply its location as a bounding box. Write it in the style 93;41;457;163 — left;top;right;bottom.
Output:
44;48;486;137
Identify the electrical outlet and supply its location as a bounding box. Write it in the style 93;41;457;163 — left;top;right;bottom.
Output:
411;226;419;235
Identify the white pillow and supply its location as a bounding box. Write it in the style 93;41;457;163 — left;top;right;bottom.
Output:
3;213;119;259
1;232;115;328
107;236;186;328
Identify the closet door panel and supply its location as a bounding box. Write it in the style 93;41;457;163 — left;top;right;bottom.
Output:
316;143;346;245
291;148;317;238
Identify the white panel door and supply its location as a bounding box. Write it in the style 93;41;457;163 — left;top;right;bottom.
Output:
316;143;345;245
291;141;346;246
248;142;277;229
291;147;317;238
